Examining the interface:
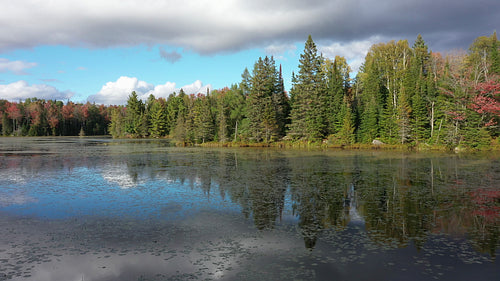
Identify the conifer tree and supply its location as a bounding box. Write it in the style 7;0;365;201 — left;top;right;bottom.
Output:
215;92;229;142
490;32;500;75
336;96;355;144
357;60;381;143
273;64;290;137
247;57;278;142
287;35;327;141
149;98;167;138
125;91;146;137
240;68;252;96
325;58;344;135
228;84;247;141
408;35;432;142
192;94;215;143
109;106;125;138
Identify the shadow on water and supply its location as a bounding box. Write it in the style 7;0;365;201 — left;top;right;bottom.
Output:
0;137;499;280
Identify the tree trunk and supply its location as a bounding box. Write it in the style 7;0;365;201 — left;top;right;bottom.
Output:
234;121;238;142
430;101;434;138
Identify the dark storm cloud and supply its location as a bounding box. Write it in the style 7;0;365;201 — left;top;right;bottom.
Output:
0;0;497;54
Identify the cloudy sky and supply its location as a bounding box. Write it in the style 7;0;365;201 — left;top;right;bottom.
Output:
1;0;498;105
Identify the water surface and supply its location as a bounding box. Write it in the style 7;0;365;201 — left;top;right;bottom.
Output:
0;137;499;280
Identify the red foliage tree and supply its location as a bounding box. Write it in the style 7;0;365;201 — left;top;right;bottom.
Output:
469;79;500;126
45;101;60;135
6;102;23;131
62;102;75;121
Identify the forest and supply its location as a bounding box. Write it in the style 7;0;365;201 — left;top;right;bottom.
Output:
1;33;499;149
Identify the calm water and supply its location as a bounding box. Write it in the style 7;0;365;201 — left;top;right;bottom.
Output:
0;137;499;281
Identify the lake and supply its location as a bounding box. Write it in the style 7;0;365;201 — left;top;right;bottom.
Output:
0;137;499;281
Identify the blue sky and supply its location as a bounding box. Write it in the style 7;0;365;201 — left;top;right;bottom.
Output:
0;0;498;105
2;45;284;103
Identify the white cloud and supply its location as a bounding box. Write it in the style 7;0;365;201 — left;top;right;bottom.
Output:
0;58;37;75
88;76;153;105
319;36;383;72
264;44;297;60
177;80;212;97
0;80;73;101
88;76;212;105
149;82;177;99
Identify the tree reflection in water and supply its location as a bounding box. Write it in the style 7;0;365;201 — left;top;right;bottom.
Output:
1;142;498;257
104;149;499;256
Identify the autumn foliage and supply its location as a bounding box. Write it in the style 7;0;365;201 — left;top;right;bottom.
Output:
0;99;110;136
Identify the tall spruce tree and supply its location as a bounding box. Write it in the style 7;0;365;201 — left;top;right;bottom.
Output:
192;94;215;143
357;60;382;143
287;35;327;141
240;68;252;96
336;96;355;144
489;32;500;75
410;34;432;142
149;98;167;138
273;64;291;137
125;91;147;137
247;57;278;142
323;56;351;136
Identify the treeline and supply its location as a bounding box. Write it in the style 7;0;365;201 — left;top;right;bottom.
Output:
0;99;110;136
1;33;499;148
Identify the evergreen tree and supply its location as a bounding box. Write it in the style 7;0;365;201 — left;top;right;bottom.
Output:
247;57;279;142
410;34;432;142
109;106;126;138
165;92;179;135
336;96;355;144
173;90;192;144
273;64;290;137
240;68;252;96
215;90;229;142
192;94;215;143
325;58;345;135
287;35;327;141
149;98;167;138
125;91;146;137
490;31;500;75
227;84;247;141
357;60;382;142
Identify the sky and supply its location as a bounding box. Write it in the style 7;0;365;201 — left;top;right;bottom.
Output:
0;0;498;105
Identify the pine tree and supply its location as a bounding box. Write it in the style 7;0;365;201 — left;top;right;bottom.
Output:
357;60;382;143
192;94;215;143
109;106;125;138
149;98;167;138
490;31;500;75
336;96;355;144
227;84;247;141
325;58;344;135
287;35;327;141
216;92;229;142
273;64;290;137
247;57;280;142
240;68;252;96
410;35;432;142
125;91;146;137
173;90;192;144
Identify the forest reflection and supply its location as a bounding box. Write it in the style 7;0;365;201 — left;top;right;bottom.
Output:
106;149;499;257
2;147;498;257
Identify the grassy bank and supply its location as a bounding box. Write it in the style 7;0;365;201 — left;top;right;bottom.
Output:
196;138;500;152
